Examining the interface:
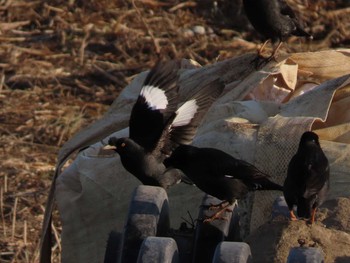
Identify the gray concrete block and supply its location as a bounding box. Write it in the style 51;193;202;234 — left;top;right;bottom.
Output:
271;196;290;220
137;237;179;263
192;195;238;263
287;247;325;263
212;242;252;263
121;186;170;263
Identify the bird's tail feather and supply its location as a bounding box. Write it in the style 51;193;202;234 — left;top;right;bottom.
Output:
293;23;313;39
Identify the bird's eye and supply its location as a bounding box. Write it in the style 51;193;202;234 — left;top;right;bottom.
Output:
121;143;126;147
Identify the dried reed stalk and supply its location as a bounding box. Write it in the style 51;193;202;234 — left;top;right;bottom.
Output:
1;187;7;237
132;0;160;55
51;222;62;252
12;197;18;241
23;220;27;245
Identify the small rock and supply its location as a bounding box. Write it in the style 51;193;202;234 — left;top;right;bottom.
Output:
182;28;194;38
192;25;206;35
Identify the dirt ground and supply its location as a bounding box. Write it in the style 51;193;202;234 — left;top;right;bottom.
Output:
0;0;349;262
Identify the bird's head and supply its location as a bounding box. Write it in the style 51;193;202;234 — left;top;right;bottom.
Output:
299;131;320;146
103;137;129;154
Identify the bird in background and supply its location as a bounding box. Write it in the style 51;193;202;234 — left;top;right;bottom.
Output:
242;0;312;59
283;131;330;224
105;60;224;189
164;144;283;222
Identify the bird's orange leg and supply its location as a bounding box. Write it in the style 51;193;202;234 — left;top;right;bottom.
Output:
252;39;276;69
204;202;233;223
208;200;229;211
309;208;317;224
270;41;283;59
258;39;270;57
290;210;298;221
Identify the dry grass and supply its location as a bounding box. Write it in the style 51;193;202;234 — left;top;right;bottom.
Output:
0;0;348;262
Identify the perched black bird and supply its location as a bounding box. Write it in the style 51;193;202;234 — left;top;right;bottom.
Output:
106;60;224;189
243;0;312;58
164;145;283;222
283;131;330;224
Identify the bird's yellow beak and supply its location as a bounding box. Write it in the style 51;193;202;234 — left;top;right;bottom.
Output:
102;145;117;150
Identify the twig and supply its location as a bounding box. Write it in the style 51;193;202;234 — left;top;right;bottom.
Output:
0;21;31;32
74;79;94;94
0;187;6;238
44;53;71;59
10;243;23;263
328;7;350;17
31;239;41;263
132;0;160;56
24;220;27;245
93;59;151;72
43;3;65;13
57;125;66;146
51;243;60;262
2;139;58;151
80;35;88;65
180;210;196;228
3;1;40;9
80;24;93;65
4;174;8;193
92;64;126;87
0;63;11;69
0;71;5;93
12;197;18;242
139;0;172;8
51;222;62;252
14;46;50;56
168;1;197;12
17;206;29;215
0;36;27;42
6;189;46;198
0;0;12;11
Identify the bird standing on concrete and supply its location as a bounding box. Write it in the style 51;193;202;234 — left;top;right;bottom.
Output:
164;144;283;222
283;131;330;224
106;60;224;189
243;0;312;58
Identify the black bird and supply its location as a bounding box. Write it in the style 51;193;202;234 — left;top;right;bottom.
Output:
243;0;312;58
283;131;330;224
105;60;224;189
164;145;283;222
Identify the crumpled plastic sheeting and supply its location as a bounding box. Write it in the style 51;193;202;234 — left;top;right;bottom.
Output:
45;50;350;262
245;51;350;232
193;59;350;234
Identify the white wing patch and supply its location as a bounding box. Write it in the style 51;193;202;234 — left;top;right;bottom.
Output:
225;175;234;178
172;99;198;127
140;85;168;110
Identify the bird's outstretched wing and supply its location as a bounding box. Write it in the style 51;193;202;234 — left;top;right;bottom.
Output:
213;154;283;191
154;78;225;160
129;60;181;151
